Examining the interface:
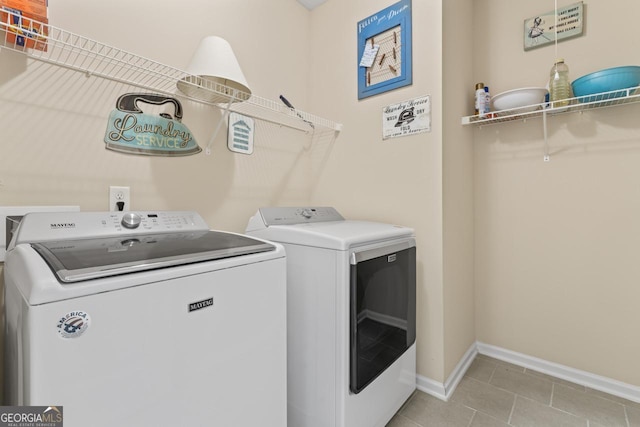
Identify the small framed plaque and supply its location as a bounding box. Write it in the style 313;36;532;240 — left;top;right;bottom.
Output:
524;1;584;51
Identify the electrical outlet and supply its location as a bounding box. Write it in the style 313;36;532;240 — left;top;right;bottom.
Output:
109;186;131;212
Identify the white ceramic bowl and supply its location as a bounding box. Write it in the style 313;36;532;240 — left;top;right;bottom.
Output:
491;87;548;112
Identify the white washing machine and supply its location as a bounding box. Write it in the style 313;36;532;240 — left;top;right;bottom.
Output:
3;211;287;427
246;207;416;427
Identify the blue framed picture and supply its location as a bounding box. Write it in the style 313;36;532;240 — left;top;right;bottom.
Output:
357;0;412;100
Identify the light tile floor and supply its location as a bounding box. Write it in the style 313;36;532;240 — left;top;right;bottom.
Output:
387;354;640;427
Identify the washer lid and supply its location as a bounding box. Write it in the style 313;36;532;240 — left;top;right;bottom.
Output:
31;230;275;283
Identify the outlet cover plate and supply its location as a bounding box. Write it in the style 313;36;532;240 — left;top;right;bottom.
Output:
109;186;130;212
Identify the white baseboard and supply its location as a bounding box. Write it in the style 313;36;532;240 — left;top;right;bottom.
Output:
415;341;640;404
443;343;478;398
477;342;640;404
416;342;477;401
416;374;447;401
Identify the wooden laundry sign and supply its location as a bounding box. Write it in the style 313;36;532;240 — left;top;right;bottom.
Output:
104;93;201;156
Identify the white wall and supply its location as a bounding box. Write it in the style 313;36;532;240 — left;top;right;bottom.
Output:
0;0;316;401
0;0;477;391
0;0;315;230
307;0;446;382
474;0;640;386
307;0;475;384
443;0;476;379
7;0;634;399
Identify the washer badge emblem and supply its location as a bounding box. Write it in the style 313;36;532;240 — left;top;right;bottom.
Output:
57;311;91;339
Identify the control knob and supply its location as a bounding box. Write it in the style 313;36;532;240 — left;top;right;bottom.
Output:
121;213;142;229
300;209;314;219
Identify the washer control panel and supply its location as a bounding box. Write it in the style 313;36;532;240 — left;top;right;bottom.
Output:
11;211;209;245
103;212;200;233
256;207;345;226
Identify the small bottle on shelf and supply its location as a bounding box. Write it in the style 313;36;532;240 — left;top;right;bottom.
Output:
549;59;571;107
483;86;491;116
475;82;486;116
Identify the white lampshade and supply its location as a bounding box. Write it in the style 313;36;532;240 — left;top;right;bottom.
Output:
177;36;251;103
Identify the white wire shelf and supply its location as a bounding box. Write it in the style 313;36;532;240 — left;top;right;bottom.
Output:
461;86;640;126
0;9;342;136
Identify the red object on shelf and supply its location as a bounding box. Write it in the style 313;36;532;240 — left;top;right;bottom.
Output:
1;0;48;51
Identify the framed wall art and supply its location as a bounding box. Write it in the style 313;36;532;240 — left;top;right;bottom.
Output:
357;0;412;100
524;1;583;51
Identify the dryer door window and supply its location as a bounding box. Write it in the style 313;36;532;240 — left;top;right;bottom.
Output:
349;242;416;394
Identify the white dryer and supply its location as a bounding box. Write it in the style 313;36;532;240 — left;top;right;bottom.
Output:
4;211;287;427
246;207;416;427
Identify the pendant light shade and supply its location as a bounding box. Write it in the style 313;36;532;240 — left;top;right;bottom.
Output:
177;36;251;103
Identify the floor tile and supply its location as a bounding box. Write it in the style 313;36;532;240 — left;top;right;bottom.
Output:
466;358;497;383
490;366;553;405
627;404;640;427
451;377;515;422
474;354;495;362
399;391;474;427
510;395;587;427
386;414;421;427
552;383;628;427
586;386;640;408
469;411;510;427
388;356;637;427
524;368;586;392
476;354;525;373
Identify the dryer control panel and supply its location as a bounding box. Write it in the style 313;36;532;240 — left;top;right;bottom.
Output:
248;207;345;228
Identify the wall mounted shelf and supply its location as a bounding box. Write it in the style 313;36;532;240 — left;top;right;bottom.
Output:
462;86;640;161
461;86;640;126
0;10;342;153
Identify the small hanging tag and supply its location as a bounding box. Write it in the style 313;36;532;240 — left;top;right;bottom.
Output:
227;112;254;155
359;44;380;67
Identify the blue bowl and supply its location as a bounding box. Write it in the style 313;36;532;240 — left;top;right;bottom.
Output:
571;66;640;103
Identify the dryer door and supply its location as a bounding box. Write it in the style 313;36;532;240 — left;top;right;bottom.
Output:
349;240;416;394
